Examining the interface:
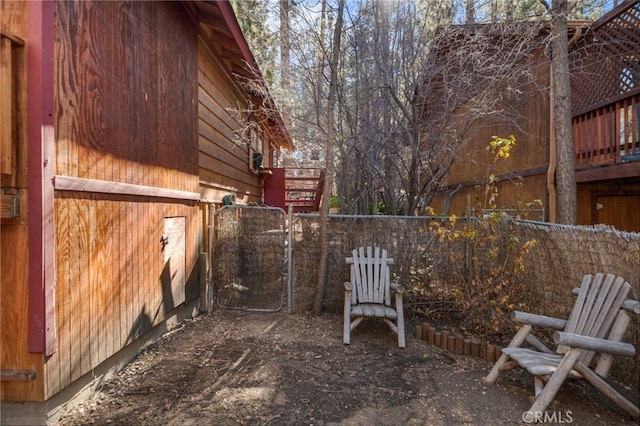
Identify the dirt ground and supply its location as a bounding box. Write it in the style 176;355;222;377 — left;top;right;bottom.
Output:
57;310;638;426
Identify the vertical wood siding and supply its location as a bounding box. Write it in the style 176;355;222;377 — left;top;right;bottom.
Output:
55;1;198;189
430;49;551;216
445;50;551;184
46;1;200;399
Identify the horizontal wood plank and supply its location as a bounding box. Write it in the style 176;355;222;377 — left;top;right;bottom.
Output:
53;176;200;201
0;192;19;218
0;370;36;381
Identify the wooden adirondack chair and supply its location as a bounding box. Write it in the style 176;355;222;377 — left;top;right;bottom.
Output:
343;246;406;348
485;273;640;420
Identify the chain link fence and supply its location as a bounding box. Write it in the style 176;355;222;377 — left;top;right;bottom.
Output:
211;208;639;389
212;206;286;312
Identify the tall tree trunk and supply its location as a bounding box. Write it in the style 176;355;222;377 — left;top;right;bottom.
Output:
279;0;291;129
314;0;344;315
316;0;327;120
466;0;475;24
550;0;577;224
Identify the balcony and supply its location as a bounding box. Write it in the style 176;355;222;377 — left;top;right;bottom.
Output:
573;92;640;182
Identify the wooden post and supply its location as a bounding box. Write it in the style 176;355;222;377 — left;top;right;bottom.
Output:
287;204;294;313
207;204;216;314
434;332;441;348
463;338;471;355
427;326;435;345
471;338;481;357
486;344;496;363
495;346;502;359
422;323;430;341
198;252;208;313
454;335;464;354
447;335;456;352
1;37;12;175
415;325;423;340
440;330;449;349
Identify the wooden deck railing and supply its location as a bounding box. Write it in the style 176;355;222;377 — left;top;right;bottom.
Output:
573;93;640;167
264;167;325;213
284;168;325;213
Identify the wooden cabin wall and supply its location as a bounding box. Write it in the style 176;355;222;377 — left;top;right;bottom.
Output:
46;1;200;399
430;49;551;217
50;194;199;399
430;174;548;220
1;0;45;402
445;50;550;183
577;181;640;232
54;1;198;191
197;38;263;205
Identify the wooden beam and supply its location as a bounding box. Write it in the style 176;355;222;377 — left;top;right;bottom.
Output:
0;370;36;381
27;0;57;356
0;31;25;46
511;310;567;330
440;165;549;191
0;192;19;218
53;175;201;201
575;162;640;182
1;36;12;174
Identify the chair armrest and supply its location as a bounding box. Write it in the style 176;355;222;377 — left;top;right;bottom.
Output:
344;281;353;291
553;331;636;357
511;310;567;330
390;282;405;294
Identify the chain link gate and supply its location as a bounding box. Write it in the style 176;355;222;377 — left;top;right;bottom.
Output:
212;206;286;312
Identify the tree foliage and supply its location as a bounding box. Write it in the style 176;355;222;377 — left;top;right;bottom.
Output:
233;0;616;217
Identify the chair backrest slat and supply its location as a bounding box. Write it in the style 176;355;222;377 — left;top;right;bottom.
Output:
558;273;631;364
348;246;391;306
353;247;366;302
367;246;374;301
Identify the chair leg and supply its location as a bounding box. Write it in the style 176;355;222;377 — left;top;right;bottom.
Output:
534;376;545;398
574;361;640;419
395;294;405;348
525;348;581;421
485;324;532;383
343;293;351;345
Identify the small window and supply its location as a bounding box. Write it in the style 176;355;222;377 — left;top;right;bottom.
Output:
248;126;264;172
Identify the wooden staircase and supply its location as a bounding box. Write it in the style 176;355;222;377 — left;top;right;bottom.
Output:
263;168;325;213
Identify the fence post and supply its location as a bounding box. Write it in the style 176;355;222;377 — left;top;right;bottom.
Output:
287;205;294;313
207;203;216;314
